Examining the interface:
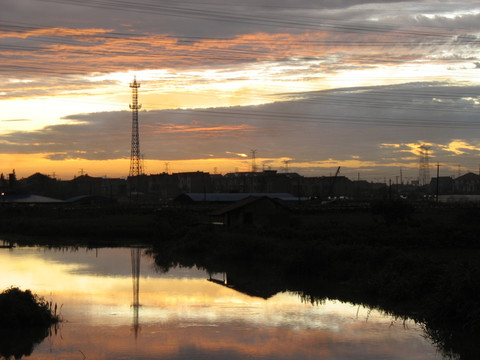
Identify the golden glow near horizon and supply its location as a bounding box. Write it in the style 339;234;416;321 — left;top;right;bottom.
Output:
0;154;422;180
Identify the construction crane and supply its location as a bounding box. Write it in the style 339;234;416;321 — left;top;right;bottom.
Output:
328;166;341;199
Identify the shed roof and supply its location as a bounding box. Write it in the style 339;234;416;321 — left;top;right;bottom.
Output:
178;192;304;202
211;196;287;216
3;194;64;203
65;195;116;204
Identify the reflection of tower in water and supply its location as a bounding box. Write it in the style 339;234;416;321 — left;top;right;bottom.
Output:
131;248;141;338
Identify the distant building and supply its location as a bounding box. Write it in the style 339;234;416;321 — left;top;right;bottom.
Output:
177;171;212;193
438;194;480;203
5;170;18;190
19;172;57;196
454;173;480;194
68;175;126;198
146;173;181;201
211;196;290;227
2;169;412;203
303;175;354;198
429;176;454;195
223;171;301;194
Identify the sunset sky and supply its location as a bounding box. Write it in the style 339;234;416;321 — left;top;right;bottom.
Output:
1;0;480;181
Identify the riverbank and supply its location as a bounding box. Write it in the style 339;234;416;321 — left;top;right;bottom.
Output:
2;201;480;358
147;204;480;359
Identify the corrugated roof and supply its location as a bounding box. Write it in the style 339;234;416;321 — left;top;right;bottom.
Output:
182;193;305;202
211;196;287;216
3;194;64;203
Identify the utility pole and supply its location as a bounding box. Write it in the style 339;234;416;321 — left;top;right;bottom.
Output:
436;163;440;202
389;179;392;200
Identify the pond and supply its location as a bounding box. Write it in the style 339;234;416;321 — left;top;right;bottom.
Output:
0;246;444;359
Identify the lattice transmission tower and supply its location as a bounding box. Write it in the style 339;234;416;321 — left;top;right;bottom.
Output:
418;144;431;186
129;76;143;177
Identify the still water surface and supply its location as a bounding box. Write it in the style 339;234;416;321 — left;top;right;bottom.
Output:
0;246;443;359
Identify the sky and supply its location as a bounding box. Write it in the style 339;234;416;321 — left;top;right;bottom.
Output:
1;0;480;181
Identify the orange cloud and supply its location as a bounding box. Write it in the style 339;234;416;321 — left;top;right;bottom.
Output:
439;140;480;155
145;123;254;135
0;26;433;79
0;27;112;39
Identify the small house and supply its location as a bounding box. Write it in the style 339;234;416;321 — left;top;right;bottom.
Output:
211;196;290;227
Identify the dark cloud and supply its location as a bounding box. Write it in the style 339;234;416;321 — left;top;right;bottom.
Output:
2;0;479;82
4;0;473;38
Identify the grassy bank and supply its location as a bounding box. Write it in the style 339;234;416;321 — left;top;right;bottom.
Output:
0;205;160;245
148;203;480;359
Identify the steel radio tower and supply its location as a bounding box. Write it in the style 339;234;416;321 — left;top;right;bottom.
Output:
129;76;143;177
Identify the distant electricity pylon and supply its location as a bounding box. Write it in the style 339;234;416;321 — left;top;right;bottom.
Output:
418;144;431;186
129;76;143;177
251;149;257;172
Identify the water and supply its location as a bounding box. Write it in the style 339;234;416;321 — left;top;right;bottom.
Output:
0;246;444;359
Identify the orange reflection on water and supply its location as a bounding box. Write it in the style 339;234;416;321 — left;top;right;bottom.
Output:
31;316;434;360
0;246;440;360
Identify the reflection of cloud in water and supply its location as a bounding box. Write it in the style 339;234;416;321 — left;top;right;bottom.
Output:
0;247;440;359
7;247;206;279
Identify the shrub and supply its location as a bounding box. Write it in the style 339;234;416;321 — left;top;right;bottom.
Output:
0;287;59;328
